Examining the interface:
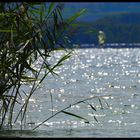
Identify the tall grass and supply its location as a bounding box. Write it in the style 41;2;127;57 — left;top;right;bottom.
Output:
0;2;105;130
0;2;87;129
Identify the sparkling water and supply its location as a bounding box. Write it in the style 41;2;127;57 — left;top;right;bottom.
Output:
1;47;140;137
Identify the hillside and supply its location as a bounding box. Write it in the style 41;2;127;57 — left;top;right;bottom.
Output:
63;3;140;22
68;12;140;46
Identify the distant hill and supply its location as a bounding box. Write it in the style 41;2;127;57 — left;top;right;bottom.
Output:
63;3;140;22
68;12;140;46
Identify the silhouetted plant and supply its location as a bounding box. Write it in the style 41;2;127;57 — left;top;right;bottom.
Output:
0;2;87;129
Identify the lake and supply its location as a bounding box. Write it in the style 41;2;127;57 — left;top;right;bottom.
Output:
0;47;140;137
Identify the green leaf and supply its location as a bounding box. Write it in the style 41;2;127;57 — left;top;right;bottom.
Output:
30;9;40;15
48;3;55;15
57;8;63;21
0;13;15;16
89;104;97;111
0;30;16;32
93;115;98;122
57;52;71;65
40;4;45;23
66;9;86;24
70;23;79;27
24;61;37;73
21;76;38;81
61;110;89;123
98;98;103;110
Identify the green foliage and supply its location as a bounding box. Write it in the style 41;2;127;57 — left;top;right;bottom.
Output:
0;2;86;129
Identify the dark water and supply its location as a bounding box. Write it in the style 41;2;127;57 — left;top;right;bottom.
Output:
1;48;140;137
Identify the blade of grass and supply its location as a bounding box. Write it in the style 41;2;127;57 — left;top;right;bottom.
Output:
61;110;89;123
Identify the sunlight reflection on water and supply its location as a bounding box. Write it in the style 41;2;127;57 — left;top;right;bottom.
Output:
2;48;140;137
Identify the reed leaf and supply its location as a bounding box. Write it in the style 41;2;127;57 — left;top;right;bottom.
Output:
61;110;89;123
48;3;55;15
0;2;91;130
66;9;86;24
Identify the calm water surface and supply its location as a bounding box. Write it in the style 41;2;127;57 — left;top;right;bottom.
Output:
1;47;140;137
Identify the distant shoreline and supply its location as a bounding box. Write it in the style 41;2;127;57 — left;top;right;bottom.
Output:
71;43;140;48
